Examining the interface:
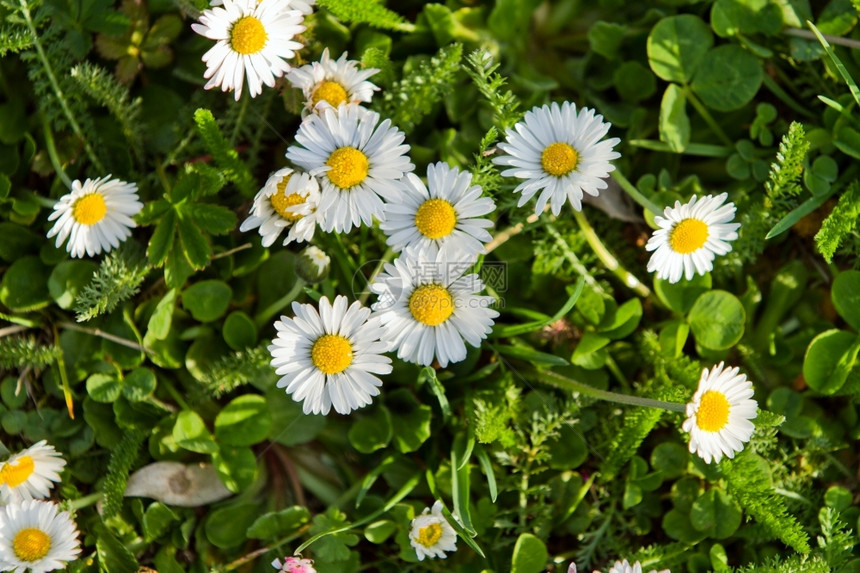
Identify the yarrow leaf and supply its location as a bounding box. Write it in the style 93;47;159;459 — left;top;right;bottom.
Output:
0;336;61;369
74;243;150;322
814;180;860;262
316;0;415;33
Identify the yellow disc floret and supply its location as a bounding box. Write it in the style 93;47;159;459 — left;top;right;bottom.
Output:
541;142;578;177
409;284;454;326
414;199;457;239
695;390;731;432
72;194;107;226
311;334;353;375
312;81;349;108
0;456;35;488
670;218;709;254
12;528;51;562
326;147;369;189
416;522;443;548
269;175;305;222
231;16;267;55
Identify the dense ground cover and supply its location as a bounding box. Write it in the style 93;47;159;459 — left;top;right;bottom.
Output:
2;0;860;571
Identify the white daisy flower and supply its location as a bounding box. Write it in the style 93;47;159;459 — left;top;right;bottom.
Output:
409;501;457;561
569;559;670;573
380;162;495;261
492;101;621;216
682;362;758;464
271;556;316;573
0;441;66;504
294;245;330;283
287;48;380;115
239;167;320;247
370;251;499;368
645;193;740;284
0;500;81;573
269;295;392;415
46;175;142;259
285;105;414;233
191;0;304;101
211;0;315;14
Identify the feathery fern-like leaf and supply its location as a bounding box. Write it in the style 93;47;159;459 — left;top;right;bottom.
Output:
316;0;414;32
0;336;61;369
101;428;146;519
74;243;150;322
765;121;809;211
190;343;276;403
815;180;860;262
0;23;34;56
193;108;255;197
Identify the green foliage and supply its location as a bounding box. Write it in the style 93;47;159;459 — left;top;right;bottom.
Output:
101;428;146;519
192;108;255;197
191;343;274;402
316;0;414;32
0;24;33;56
463;48;521;131
73;243;150;322
765;122;809;212
0;335;60;369
815;180;860;262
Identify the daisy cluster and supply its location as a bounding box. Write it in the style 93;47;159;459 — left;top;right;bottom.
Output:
0;442;81;572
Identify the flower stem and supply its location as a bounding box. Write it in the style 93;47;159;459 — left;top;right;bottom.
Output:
255;279;305;328
683;86;734;148
67;492;103;511
540;369;687;413
610;170;662;216
358;248;394;305
571;209;651;298
41;112;72;188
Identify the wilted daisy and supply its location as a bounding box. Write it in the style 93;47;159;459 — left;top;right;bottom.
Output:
380;162;495;260
645;193;740;284
0;500;81;573
0;441;66;504
492;101;621;215
682;362;757;464
239;167;320;247
191;0;304;100
370;252;499;368
272;556;316;573
286;105;414;233
46;175;142;259
269;295;392;415
569;559;670;573
409;501;457;561
287;48;380;115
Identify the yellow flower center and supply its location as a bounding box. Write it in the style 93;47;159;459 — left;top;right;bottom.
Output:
541;142;578;176
414;199;457;239
311;334;353;375
312;81;348;108
326;147;369;189
231;16;267;55
416;523;443;548
269;175;305;222
669;218;709;254
409;284;454;326
696;390;731;432
72;194;107;226
13;528;51;562
0;455;35;487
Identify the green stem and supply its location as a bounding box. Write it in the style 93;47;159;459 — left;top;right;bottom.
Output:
59;322;152;354
544;222;600;289
230;95;249;147
358;248;394;305
540;369;687;413
161;378;191;411
67;491;103;511
761;74;815;119
683;86;734;148
155;158;172;194
255;279;305;328
224;524;312;571
610;170;662;216
41;112;72;188
19;0;104;173
571;209;651;298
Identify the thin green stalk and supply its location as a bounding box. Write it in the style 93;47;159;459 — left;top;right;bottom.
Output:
67;492;103;511
230;95;249;147
224;524;312;571
59;321;152;354
544;222;600;289
255;279;305;328
161;378;191;411
18;0;104;172
358;248;394;305
41;112;72;188
683;86;734;148
571;209;651;298
610;170;662;216
761;74;815;119
540;369;687;413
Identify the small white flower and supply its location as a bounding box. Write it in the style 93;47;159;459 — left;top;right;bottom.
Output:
492;101;621;216
380;162;495;261
287;48;380;115
409;501;457;561
645;193;740;284
211;0;315;14
569;559;670;573
269;295;392;415
294;245;330;283
286;105;414;233
0;441;66;504
370;251;499;368
239;167;320;247
191;0;304;100
46;175;142;259
682;362;757;464
0;500;81;573
271;556;316;573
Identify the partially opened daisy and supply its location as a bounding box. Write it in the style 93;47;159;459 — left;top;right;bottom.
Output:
46;175;142;258
0;441;66;504
409;501;457;561
492;101;621;216
380;162;495;260
192;0;304;100
645;193;740;284
370;251;499;367
239;167;320;247
286;105;414;232
269;295;392;415
287;48;380;115
272;556;316;573
0;500;81;573
682;362;757;464
569;559;670;573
